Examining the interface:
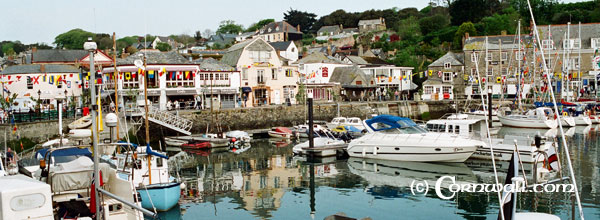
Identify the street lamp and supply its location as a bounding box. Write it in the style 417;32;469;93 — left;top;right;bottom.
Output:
55;94;65;147
37;90;41;112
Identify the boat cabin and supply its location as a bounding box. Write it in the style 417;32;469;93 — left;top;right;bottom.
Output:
364;115;427;134
114;145;171;187
426;118;488;139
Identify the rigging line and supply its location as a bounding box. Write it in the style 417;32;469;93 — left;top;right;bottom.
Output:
473;42;505;220
525;0;585;219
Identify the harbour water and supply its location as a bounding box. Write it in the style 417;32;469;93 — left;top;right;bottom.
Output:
165;126;600;220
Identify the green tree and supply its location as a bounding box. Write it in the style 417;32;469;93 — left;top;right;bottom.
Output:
449;0;501;25
156;42;171;51
419;14;450;36
454;22;477;48
284;8;317;33
194;31;202;42
216;20;244;34
54;28;95;49
246;19;275;32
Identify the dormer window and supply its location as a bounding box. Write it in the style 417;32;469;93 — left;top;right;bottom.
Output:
444;62;451;69
563;39;581;49
592;38;600;48
268;28;272;32
276;26;279;31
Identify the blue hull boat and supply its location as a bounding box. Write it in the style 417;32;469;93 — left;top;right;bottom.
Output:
138;182;181;211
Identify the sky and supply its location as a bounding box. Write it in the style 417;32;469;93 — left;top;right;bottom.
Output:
0;0;589;45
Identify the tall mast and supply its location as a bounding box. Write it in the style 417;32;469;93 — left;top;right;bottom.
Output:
567;22;571;101
485;36;489;106
84;37;101;220
143;55;151;184
578;22;582;99
113;33;119;142
517;20;522;110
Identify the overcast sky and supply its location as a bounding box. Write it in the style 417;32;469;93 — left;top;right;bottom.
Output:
0;0;588;45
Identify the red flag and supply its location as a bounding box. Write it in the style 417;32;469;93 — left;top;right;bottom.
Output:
20;141;23;151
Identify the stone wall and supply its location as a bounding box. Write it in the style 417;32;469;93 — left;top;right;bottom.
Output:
179;101;456;133
0;119;73;144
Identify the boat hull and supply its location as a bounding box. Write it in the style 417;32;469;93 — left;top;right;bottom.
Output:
347;146;476;162
498;116;557;129
574;115;592;125
138;182;181;211
268;131;292;139
560;117;576;127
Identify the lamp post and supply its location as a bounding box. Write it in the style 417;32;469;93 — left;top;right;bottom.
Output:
83;37;100;219
37;90;41;113
64;90;68;115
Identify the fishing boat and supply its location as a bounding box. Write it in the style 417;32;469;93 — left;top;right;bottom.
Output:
346;115;482;162
498;107;557;129
67;115;92;129
268;127;293;139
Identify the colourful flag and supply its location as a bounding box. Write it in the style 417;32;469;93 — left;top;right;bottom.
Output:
148;70;155;78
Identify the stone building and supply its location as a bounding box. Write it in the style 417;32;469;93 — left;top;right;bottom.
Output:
358;18;386;33
423;51;465;100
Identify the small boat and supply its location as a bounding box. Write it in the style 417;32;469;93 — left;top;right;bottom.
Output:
344;117;365;131
225;130;251;142
293;130;346;157
347;115;482;162
181;141;211;150
560;115;576;127
574;114;592;126
67;115;92;129
465;109;500;122
326;117;347;129
268;127;293;139
165;137;187;147
589;115;600;124
292;124;326;138
498;107;557;129
167;135;230;147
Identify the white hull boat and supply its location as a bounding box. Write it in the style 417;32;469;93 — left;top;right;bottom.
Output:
67;115;92;129
293;137;345;157
347;115;482;163
326;117;347;129
574;115;592;126
267;127;293;139
498;107;557;129
466;110;500;122
560;116;576;127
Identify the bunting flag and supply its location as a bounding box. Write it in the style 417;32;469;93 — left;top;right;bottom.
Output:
16;76;21;81
388;76;392;82
49;75;54;85
125;72;131;80
69;73;73;78
32;76;40;84
11;117;16;135
185;71;190;79
138;68;145;77
148;70;155;78
132;72;137;79
159;67;166;77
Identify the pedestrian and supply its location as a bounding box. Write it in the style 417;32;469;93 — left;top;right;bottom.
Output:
395;90;399;100
174;100;179;110
167;100;173;111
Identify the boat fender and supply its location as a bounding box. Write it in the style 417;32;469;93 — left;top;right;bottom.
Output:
563;112;568;116
373;147;377;156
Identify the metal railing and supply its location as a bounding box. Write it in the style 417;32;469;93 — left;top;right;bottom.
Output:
1;108;79;124
142;105;193;132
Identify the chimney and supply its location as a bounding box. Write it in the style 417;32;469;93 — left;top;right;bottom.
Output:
297;25;301;33
40;64;45;73
327;44;332;56
32;47;37;53
501;30;507;36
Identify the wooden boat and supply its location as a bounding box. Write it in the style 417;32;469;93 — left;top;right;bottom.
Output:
267;127;293;139
67;115;92;129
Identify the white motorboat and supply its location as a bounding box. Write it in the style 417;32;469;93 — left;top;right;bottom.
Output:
560;115;576;127
344;117;365;131
346;115;482;162
225;130;251;143
67;115;92;129
426;118;554;162
574;114;592;126
293;129;346;157
292;124;326;138
498;107;557;129
326;117;347;129
465;109;500;122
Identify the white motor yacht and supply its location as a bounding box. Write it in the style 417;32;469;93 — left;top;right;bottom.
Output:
346;115;482;162
498;107;558;129
326;117;347;129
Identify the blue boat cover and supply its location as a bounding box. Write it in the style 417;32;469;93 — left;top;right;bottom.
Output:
344;126;362;133
36;147;92;159
534;102;563;108
364;115;416;132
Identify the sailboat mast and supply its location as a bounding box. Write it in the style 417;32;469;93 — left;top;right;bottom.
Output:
113;33;119;142
485;36;489;110
517;20;522;110
578;22;582;98
143;56;152;184
84;38;101;220
567;22;571;101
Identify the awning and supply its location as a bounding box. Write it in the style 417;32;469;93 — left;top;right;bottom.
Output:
242;87;252;93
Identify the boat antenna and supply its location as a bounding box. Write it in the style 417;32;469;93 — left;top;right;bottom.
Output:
472;36;506;220
525;0;585;219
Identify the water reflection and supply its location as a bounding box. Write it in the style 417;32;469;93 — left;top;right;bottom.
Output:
172;127;600;220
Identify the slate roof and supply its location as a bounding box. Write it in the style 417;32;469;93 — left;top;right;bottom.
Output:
1;64;80;75
195;58;235;71
31;49;87;63
156;36;172;42
132;42;153;49
342;28;358;34
344;56;369;65
428;52;465;67
269;41;293;51
259;21;301;34
117;51;191;65
295;52;342;64
221;39;255;67
208;34;237;46
463;35;533;51
358;18;384;26
317;25;342;35
330;66;373;87
536;23;600;49
361;56;390;65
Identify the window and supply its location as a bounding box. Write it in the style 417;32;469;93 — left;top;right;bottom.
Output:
355;81;362;85
501;67;508;75
471;68;477;76
471;52;478;62
443;72;452;82
563;39;581;49
122;71;139;88
271;68;277;80
424;86;433;94
285;69;293;77
251;51;271;63
442;86;452;94
487;67;494;76
542;40;554;50
257;69;265;83
515;51;523;60
544;59;552;69
569;58;580;70
501;52;508;61
166;71;194;88
444;62;451;69
242;68;248;80
486;53;493;61
156;158;163;167
27;77;33;89
592;38;600;48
